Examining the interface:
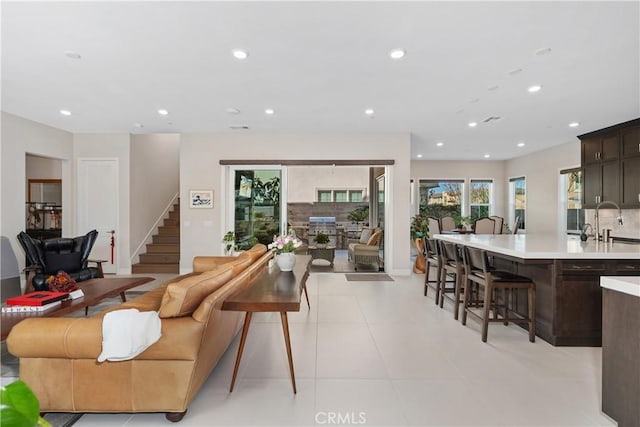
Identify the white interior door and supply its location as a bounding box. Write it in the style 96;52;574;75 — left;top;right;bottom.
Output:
77;158;119;274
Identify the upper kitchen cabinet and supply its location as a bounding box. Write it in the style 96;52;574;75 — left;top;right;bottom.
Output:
582;134;619;165
621;125;640;158
579;118;640;209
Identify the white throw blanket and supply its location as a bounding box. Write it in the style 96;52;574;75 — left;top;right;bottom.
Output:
97;308;161;362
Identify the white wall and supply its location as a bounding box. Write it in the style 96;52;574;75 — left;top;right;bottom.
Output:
505;141;581;234
287;166;370;202
74;134;132;273
410;160;506;217
180;133;411;275
1;113;74;281
130;134;180;261
25;154;62;181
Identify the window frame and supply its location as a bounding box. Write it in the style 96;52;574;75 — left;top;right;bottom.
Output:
469;179;493;220
559;167;584;234
508;176;526;232
417;179;465;217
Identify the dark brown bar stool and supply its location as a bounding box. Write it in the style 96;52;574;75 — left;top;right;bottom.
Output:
461;246;536;342
423;238;442;304
438;240;466;319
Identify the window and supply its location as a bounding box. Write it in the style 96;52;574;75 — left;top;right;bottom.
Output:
509;177;526;230
418;179;463;217
334;190;348;202
317;189;366;202
318;190;332;202
469;180;492;221
560;168;584;233
349;190;363;202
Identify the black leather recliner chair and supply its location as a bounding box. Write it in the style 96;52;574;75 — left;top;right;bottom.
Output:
17;230;104;292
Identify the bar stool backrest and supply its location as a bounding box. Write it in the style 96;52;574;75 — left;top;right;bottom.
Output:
462;245;490;278
441;241;462;265
425;238;439;259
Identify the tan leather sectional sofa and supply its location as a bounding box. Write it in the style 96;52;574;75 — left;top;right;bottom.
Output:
7;244;273;422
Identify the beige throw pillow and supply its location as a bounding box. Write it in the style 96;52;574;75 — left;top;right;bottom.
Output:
159;266;234;318
359;228;373;244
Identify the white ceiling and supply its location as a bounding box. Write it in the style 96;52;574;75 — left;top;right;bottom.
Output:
2;1;639;160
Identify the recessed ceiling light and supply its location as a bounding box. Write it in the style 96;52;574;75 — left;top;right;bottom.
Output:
484;154;491;158
59;109;71;116
535;47;552;56
389;49;405;59
468;122;478;127
416;154;423;158
470;98;480;103
365;108;375;116
488;85;499;91
569;122;580;128
64;50;81;59
232;49;248;60
436;142;444;147
517;142;525;147
157;109;169;116
265;108;275;115
508;68;523;75
133;123;144;128
226;108;240;115
528;85;542;93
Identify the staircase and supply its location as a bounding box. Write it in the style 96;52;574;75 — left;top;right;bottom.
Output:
131;201;180;274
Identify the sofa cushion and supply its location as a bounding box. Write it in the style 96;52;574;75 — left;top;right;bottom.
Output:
159;266;234;318
243;244;268;262
44;251;82;274
359;228;373;244
229;255;253;276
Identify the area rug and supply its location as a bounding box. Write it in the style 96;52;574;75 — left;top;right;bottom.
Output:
345;273;394;282
42;413;83;427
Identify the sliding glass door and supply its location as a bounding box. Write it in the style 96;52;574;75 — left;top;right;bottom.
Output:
230;167;286;249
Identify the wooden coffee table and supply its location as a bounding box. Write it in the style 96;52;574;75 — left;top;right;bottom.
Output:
1;276;153;340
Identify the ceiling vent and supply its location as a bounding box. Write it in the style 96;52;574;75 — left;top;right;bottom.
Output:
229;125;249;130
483;116;502;123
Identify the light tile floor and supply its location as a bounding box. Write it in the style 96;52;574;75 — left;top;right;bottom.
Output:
7;272;616;426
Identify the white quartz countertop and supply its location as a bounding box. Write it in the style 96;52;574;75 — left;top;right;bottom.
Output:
433;234;640;259
600;276;640;297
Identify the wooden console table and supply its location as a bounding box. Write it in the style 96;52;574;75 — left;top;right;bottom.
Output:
222;255;311;394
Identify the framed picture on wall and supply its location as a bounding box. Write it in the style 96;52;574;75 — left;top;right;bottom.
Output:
189;190;213;208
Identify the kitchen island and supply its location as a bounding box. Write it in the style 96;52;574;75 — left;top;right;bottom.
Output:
434;234;640;346
600;276;639;427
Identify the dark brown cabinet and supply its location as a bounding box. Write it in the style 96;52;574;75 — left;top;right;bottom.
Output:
621;126;640;158
579;118;640;208
582;134;619;164
621;157;640;207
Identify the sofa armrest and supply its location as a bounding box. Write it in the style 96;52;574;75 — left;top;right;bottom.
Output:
7;316;205;361
193;256;237;273
87;259;107;277
7;317;103;359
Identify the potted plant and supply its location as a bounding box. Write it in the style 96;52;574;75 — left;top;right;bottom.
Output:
222;231;235;256
314;232;330;248
454;215;471;230
1;380;51;427
410;214;430;239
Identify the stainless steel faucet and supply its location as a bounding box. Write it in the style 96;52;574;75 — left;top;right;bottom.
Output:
595;200;624;241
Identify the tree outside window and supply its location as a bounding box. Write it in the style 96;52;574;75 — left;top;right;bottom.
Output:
418;180;463;217
509;177;526;230
470;180;492;221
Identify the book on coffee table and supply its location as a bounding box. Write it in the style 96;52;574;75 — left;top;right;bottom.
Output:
2;300;63;313
6;291;69;307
